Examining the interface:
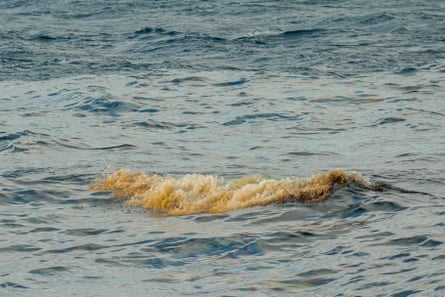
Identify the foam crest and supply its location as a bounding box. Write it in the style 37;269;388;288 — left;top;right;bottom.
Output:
89;169;367;216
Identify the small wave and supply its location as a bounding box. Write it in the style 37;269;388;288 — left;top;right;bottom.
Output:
0;131;29;142
53;141;136;151
133;27;179;37
393;67;418;75
233;28;324;43
384;235;443;247
170;76;209;85
35;34;58;42
213;78;248;87
265;268;339;289
370;117;406;127
0;130;52;153
90;169;368;216
280;28;324;37
72;97;140;114
0;132;23;152
29;266;70;275
0;129;134;155
222;113;300;126
0;281;28;289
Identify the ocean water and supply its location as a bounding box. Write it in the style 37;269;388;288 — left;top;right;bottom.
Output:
1;0;445;296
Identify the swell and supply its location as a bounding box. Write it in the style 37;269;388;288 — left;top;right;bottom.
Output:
89;169;368;216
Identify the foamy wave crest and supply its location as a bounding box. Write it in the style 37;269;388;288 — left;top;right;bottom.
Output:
89;169;368;215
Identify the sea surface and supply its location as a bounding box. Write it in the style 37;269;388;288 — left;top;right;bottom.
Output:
1;0;445;296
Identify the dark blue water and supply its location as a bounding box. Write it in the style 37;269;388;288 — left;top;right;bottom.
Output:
1;1;445;296
2;0;444;81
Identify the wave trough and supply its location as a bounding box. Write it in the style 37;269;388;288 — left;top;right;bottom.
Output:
90;169;367;215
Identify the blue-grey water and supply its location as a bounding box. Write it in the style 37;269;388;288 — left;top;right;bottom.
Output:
1;1;444;296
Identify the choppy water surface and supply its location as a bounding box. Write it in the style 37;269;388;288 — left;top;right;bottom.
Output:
1;1;445;296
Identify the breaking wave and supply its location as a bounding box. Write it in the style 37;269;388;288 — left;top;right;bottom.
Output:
90;169;368;216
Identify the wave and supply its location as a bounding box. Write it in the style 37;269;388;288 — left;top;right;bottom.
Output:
89;169;368;216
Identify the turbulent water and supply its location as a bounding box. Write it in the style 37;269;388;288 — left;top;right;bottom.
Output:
90;169;370;215
1;0;445;296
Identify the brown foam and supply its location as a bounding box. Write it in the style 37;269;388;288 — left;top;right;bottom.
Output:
89;169;367;216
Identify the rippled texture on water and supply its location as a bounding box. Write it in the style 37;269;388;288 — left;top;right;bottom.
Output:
1;0;445;296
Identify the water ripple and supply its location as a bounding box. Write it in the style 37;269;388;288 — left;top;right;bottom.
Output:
0;282;28;289
1;1;444;295
384;236;442;247
29;266;71;276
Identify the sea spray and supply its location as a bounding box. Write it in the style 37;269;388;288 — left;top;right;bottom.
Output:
90;169;368;215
